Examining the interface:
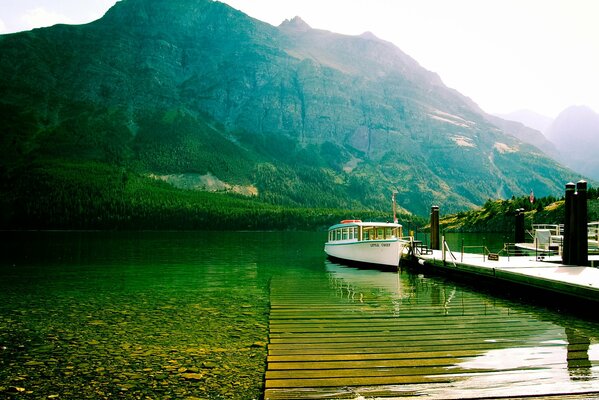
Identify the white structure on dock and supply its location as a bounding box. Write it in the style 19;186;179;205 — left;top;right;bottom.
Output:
516;222;599;254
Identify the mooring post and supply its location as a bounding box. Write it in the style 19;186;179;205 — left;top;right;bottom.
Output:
575;180;588;266
563;182;575;265
430;206;440;251
513;208;525;256
515;207;525;245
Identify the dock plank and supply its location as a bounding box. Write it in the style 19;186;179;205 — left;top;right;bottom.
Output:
265;268;599;399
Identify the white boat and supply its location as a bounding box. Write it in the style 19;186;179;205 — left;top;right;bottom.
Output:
324;219;404;267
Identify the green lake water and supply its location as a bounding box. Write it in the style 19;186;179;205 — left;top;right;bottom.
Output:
1;231;599;399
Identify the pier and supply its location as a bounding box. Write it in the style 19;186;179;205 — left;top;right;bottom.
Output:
409;180;599;306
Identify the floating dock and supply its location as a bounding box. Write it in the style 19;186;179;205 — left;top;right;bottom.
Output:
409;244;599;305
413;181;599;305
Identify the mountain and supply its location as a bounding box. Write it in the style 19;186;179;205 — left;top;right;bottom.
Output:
497;110;553;134
484;114;559;159
545;106;599;181
0;0;581;227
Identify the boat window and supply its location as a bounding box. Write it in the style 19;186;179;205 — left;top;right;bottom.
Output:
335;229;341;241
342;228;348;240
385;227;393;239
363;228;371;240
377;228;384;239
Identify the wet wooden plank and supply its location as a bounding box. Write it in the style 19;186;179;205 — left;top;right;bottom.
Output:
269;327;564;343
265;272;598;399
269;319;546;333
265;364;553;380
268;341;579;356
267;348;554;363
265;373;453;389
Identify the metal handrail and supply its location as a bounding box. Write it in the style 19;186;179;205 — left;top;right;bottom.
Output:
460;244;491;262
443;239;457;267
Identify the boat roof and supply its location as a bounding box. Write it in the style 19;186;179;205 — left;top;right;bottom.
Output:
328;220;402;230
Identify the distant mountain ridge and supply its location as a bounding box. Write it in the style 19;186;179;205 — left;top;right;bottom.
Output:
0;0;581;221
497;110;554;134
484;113;559;159
546;106;599;181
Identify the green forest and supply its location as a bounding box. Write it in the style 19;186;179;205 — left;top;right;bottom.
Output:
437;188;599;233
2;156;596;232
0;160;407;231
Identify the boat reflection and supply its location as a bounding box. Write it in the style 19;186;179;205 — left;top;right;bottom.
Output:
325;260;406;300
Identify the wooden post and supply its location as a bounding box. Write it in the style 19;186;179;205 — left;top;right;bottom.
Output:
430;206;440;250
515;208;525;243
575;180;588;266
563;182;575;265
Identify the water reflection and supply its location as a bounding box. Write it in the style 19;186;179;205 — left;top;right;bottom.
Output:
322;259;599;397
326;261;405;300
566;327;593;381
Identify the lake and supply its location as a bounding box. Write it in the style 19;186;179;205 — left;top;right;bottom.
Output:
1;231;599;399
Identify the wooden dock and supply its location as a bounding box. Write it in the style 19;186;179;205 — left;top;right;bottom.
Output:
265;264;599;399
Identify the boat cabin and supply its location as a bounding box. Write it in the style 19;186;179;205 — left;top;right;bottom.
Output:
327;220;402;243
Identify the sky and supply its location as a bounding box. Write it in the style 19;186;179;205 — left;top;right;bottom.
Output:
1;0;598;119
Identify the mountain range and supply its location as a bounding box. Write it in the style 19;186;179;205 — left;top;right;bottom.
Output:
497;110;554;135
546;106;599;181
0;0;581;225
500;107;599;181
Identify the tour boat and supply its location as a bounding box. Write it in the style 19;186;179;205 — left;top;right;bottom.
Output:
324;219;404;267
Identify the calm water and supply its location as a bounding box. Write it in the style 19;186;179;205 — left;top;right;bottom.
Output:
1;231;599;399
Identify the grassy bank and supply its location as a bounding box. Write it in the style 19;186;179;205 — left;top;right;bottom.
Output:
437;192;599;233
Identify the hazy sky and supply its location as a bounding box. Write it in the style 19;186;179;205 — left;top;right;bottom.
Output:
1;0;598;119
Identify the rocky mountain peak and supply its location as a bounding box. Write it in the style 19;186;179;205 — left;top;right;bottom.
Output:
359;31;379;41
279;16;312;32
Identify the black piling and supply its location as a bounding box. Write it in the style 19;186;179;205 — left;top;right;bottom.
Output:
563;180;588;266
575;180;588;266
430;206;440;251
563;182;575;265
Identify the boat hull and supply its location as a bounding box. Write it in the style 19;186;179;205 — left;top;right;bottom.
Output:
324;239;401;267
